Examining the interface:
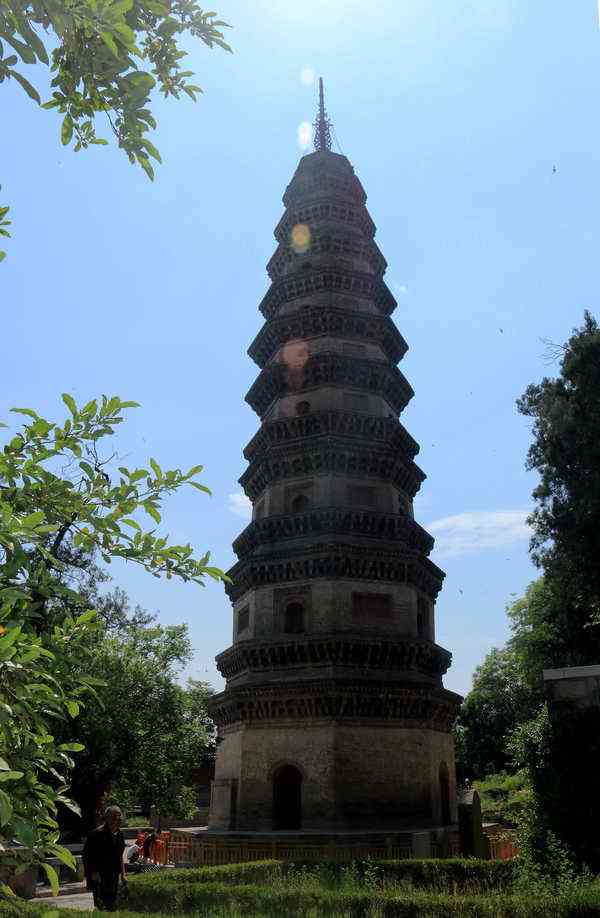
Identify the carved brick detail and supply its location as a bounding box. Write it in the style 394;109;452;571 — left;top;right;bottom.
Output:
216;634;451;680
274;199;376;243
232;508;433;560
208;680;460;731
246;353;413;417
267;230;387;280
225;546;444;603
283;170;367;207
248;308;407;368
239;441;425;501
259;268;396;319
243;411;419;462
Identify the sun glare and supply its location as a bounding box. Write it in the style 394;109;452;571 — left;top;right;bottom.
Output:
300;67;316;86
297;121;312;150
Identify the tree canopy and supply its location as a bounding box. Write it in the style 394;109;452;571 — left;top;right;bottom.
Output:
517;310;600;653
454;643;542;782
0;0;231;259
57;587;216;833
0;394;222;893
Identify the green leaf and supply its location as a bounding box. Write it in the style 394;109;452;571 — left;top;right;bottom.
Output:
56;796;82;817
101;31;119;57
141;139;162;164
122;518;141;531
47;845;76;871
149;458;162;479
189;481;211;494
58;742;84;752
62;393;77;417
0;758;9;771
61;114;73;146
22;510;45;527
12;816;34;847
1;33;36;64
0;626;22;652
17;21;49;64
0;790;11;826
7;69;40;104
41;862;59;896
0;883;15;898
10;407;39;419
119;400;141;408
137;154;155;181
65;701;80;718
0;771;24;782
144;502;161;525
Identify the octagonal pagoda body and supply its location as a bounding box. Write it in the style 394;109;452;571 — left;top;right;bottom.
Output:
208;141;461;835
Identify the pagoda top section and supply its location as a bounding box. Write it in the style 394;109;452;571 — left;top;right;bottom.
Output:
314;77;333;152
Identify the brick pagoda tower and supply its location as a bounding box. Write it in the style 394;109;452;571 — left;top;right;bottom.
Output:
208;82;461;843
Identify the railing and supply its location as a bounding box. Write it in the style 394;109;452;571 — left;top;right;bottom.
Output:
165;835;415;867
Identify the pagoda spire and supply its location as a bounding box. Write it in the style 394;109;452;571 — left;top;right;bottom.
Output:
313;77;332;152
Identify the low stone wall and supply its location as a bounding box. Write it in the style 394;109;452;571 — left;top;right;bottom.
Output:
167;827;460;867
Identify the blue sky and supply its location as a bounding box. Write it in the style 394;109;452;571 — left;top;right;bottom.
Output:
3;0;600;697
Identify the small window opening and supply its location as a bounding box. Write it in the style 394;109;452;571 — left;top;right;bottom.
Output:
284;602;305;634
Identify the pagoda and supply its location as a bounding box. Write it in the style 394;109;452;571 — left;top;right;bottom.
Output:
207;82;461;842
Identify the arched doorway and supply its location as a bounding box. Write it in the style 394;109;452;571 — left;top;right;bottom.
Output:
273;764;302;830
439;762;451;825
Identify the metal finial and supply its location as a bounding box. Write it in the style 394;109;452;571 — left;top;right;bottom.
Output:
313;77;332;152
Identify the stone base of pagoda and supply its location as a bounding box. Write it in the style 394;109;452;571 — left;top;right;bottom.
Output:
168;825;460;867
207;680;461;836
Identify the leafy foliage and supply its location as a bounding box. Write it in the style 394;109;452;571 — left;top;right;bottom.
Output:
56;600;216;832
472;771;531;826
454;644;542;782
0;197;9;262
0;394;222;889
517;311;600;645
0;0;231;258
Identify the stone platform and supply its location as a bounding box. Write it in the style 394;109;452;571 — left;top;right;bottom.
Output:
167;825;459;867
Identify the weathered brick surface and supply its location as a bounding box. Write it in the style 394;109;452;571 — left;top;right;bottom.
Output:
211;722;456;831
208;146;461;835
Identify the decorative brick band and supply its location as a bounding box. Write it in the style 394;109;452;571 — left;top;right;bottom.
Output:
243;411;419;463
246;352;413;417
239;440;425;502
267;230;386;280
216;634;452;680
274;198;376;243
282;167;367;208
208;679;461;731
248;307;407;368
232;507;433;560
259;267;396;319
225;544;444;602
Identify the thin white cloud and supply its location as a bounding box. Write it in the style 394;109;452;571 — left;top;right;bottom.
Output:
427;509;530;559
228;492;252;520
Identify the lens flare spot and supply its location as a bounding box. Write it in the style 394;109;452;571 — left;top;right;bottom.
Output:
291;223;311;254
282;340;309;368
297;121;312;150
300;67;315;86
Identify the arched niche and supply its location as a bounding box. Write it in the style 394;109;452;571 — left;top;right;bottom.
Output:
284;601;305;634
272;764;302;830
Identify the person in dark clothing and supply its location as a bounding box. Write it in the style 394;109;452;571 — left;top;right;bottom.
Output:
82;805;126;911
